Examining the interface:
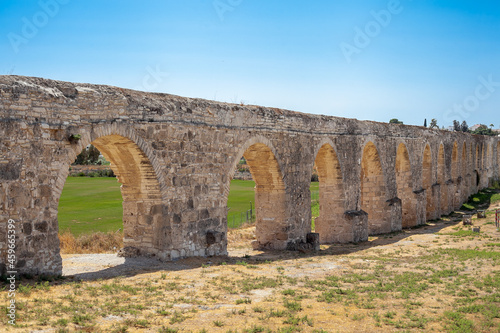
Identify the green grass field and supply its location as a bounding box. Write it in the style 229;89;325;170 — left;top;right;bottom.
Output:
58;177;123;236
58;177;320;235
226;179;256;220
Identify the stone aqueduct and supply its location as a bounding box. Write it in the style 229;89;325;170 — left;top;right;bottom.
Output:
0;76;499;276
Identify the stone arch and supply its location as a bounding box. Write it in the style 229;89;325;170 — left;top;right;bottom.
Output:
224;136;285;198
360;142;390;235
461;142;467;177
55;130;166;258
313;142;347;243
451;142;459;180
451;141;461;209
481;144;485;170
226;136;288;250
487;144;491;168
498;142;500;172
438;144;448;215
422;144;434;220
467;142;474;197
395;143;416;228
460;142;469;202
476;144;480;170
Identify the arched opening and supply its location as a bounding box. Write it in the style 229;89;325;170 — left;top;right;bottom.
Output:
226;142;287;250
486;144;492;178
498;142;500;175
451;142;460;210
481;144;485;170
395;143;416;228
360;142;389;235
486;144;491;169
313;143;346;244
57;134;165;259
422;144;434;220
461;143;467;177
451;142;458;180
461;142;468;202
480;144;486;188
467;143;474;197
438;144;448;215
476;144;480;170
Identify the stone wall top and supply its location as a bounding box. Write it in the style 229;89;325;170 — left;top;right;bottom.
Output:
0;75;490;144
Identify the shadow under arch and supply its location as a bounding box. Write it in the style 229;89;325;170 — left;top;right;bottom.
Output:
224;136;288;250
360;141;391;235
55;129;167;259
312;141;348;244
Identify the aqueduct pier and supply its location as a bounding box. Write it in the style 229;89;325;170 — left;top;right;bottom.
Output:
0;76;498;275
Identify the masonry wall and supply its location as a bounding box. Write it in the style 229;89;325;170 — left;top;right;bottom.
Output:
0;76;498;276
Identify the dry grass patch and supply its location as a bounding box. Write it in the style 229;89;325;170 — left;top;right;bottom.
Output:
59;229;123;254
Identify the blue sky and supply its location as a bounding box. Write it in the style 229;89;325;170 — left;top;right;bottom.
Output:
1;0;499;128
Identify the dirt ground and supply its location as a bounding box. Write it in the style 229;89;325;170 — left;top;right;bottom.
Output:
2;203;500;332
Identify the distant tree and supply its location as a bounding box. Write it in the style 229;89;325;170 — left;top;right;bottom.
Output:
490;124;494;129
424;119;427;127
73;145;101;165
87;145;101;164
472;124;496;136
460;121;469;133
389;118;403;124
453;120;461;131
74;147;88;165
430;119;438;129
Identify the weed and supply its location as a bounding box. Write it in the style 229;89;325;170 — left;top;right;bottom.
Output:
236;298;252;305
158;327;179;333
444;311;474;332
283;300;302;312
170;311;187;324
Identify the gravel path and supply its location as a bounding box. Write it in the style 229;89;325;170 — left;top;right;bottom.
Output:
62;254;192;280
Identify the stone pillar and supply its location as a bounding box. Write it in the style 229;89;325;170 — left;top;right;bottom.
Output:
388;197;403;232
344;210;368;243
427;184;441;220
413;189;426;226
